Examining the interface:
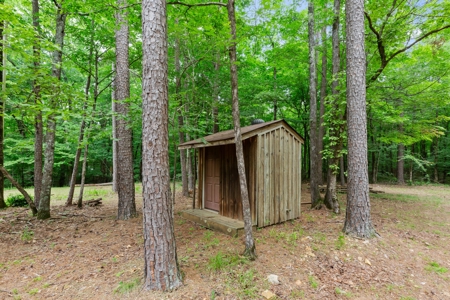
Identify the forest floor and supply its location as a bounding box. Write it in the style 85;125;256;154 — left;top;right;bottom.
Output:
0;183;450;300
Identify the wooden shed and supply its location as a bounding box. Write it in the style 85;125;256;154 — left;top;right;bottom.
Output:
179;120;304;228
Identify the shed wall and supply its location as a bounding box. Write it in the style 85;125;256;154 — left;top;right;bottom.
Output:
256;127;302;227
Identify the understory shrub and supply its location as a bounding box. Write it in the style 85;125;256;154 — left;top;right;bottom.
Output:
6;194;30;207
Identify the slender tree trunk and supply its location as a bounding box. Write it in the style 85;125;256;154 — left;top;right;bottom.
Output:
433;138;439;183
66;23;94;205
340;155;346;185
343;0;376;238
77;143;88;207
318;26;327;185
115;0;136;220
308;1;321;208
32;0;43;209
212;52;220;133
0;7;5;208
397;143;405;184
227;0;256;260
142;0;182;290
112;63;118;192
37;4;66;220
175;26;189;197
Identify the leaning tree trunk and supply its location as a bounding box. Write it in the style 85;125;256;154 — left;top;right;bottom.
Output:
115;0;136;220
37;4;66;220
0;4;5;209
227;0;256;260
142;0;182;290
308;1;321;208
343;0;376;238
0;167;37;215
77;142;89;208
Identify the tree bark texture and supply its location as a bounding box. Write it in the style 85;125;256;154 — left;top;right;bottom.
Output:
212;52;220;133
32;0;43;208
141;0;182;290
37;4;66;220
397;143;405;184
115;0;136;220
318;26;327;185
227;0;256;260
308;1;321;208
343;0;376;238
0;4;5;209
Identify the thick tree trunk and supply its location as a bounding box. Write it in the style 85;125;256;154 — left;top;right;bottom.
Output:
142;0;182;290
227;0;256;260
318;26;327;185
115;0;136;220
37;4;66;220
0;167;37;215
343;0;376;238
308;1;321;208
32;0;43;209
0;7;5;209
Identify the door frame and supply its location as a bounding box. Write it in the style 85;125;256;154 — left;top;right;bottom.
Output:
202;148;220;213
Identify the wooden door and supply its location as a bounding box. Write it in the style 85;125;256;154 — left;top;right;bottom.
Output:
204;148;220;211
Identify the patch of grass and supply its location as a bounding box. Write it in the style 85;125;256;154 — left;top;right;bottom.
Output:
114;278;140;294
84;189;109;198
399;297;416;300
28;288;39;295
203;230;214;241
21;227;34;242
287;232;300;245
308;275;319;289
335;232;346;250
290;290;304;298
425;261;448;274
335;287;352;297
207;252;247;272
115;271;124;277
33;276;42;282
111;257;118;263
42;283;50;288
12;289;18;294
313;232;326;243
237;269;257;298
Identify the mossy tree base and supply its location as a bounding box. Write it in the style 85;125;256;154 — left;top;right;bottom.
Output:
37;210;50;220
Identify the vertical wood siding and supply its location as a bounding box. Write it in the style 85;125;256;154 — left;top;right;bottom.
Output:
256;127;302;227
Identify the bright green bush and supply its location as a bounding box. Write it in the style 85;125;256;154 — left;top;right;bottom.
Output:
6;194;30;207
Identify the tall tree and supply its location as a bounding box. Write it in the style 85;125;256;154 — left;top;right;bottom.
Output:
324;0;342;214
0;0;5;209
318;26;327;185
308;1;321;208
32;0;43;209
227;0;256;260
142;0;182;290
115;0;136;220
343;0;376;238
37;1;67;220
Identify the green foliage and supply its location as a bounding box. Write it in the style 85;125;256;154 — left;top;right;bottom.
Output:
308;275;319;289
335;232;345;250
6;194;30;207
21;227;34;242
207;252;248;272
425;261;448;274
114;278;141;294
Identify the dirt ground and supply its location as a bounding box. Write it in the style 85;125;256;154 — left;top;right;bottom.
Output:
1;183;449;300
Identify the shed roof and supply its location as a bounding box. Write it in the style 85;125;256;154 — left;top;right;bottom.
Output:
178;119;304;149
